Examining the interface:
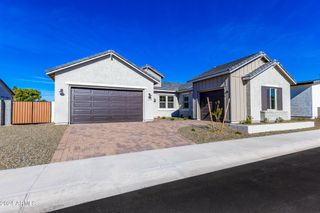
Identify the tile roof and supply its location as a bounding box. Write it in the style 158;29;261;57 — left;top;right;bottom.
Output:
294;79;320;86
155;82;193;92
190;51;268;82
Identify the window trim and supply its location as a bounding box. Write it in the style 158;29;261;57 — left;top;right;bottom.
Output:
159;95;166;109
159;95;175;109
268;88;277;110
182;95;189;109
167;96;174;109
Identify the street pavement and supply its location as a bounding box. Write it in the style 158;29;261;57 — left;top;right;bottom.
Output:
57;147;320;213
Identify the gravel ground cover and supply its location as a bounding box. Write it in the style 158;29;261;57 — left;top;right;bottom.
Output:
0;124;67;170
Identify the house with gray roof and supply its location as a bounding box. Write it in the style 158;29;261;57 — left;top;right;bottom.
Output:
0;79;13;100
46;50;295;124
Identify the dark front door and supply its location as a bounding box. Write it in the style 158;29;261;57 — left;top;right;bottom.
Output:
70;88;143;124
200;89;224;121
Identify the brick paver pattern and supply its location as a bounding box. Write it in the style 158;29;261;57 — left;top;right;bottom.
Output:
51;120;208;162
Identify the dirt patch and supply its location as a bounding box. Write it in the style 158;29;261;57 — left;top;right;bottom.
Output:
0;124;67;170
178;123;249;143
179;121;320;144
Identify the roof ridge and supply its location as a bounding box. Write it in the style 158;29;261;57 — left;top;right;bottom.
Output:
190;51;268;82
242;59;296;85
45;50;160;83
141;64;165;78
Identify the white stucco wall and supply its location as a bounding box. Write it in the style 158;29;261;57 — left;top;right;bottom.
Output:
291;85;313;118
312;84;320;118
249;66;291;121
153;92;179;117
53;55;154;124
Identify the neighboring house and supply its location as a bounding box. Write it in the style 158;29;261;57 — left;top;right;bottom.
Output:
0;79;13;125
0;79;13;100
291;80;320;118
46;50;295;124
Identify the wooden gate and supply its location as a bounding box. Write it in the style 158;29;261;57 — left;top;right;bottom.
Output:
12;102;51;124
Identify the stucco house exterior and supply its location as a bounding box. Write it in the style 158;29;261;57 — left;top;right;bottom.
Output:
291;80;320;118
46;50;295;124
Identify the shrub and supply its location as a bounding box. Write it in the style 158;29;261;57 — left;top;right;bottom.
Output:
240;116;253;125
296;117;305;121
191;128;196;132
261;117;268;123
211;100;223;122
275;117;284;123
170;117;175;121
161;116;166;119
235;131;242;135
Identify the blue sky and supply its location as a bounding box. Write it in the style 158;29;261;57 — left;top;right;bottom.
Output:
1;0;320;101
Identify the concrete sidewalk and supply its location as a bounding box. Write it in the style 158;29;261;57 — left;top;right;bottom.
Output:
1;130;320;213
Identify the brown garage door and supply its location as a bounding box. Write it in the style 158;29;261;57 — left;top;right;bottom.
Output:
200;89;224;121
70;88;143;124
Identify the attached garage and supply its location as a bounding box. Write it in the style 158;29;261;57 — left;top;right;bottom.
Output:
47;51;158;124
70;88;143;124
199;89;224;121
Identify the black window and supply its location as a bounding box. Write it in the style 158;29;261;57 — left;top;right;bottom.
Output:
183;96;189;109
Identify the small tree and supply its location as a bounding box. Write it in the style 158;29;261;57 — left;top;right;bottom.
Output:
211;100;223;122
13;87;42;101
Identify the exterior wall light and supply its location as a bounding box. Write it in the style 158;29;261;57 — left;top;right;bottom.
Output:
59;89;64;96
148;93;152;99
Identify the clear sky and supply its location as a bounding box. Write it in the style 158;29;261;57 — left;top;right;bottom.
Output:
1;0;319;101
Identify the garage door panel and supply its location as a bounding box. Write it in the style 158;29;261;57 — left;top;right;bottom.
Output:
73;108;91;114
73;88;91;94
71;88;143;124
73;102;92;107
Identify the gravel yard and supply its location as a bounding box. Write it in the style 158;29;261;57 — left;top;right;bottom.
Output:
0;124;66;170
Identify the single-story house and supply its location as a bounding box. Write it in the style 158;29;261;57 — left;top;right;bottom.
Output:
0;78;14;125
46;50;296;124
291;79;320;118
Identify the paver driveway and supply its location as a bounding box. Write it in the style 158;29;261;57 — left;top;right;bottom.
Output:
51;120;208;162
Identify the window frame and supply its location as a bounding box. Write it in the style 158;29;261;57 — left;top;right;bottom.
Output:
159;95;166;109
159;95;175;109
183;95;189;109
167;96;174;109
268;88;277;110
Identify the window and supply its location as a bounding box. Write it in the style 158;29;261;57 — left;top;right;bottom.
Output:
159;95;174;109
183;96;189;109
159;96;166;108
167;96;174;108
269;88;277;110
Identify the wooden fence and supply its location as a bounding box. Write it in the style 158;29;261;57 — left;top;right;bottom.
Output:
12;101;52;124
